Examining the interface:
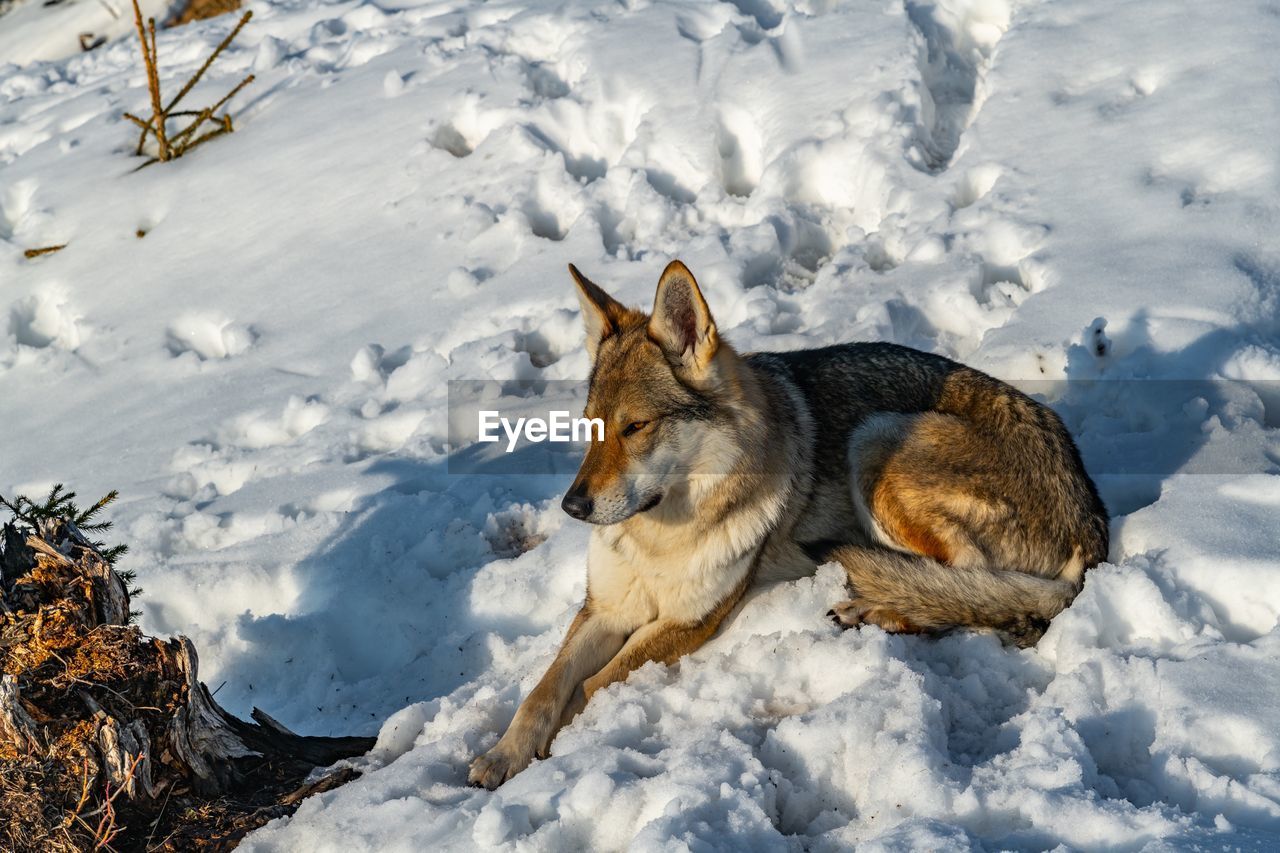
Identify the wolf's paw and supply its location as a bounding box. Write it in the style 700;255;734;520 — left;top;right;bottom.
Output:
828;598;916;633
468;740;534;790
999;615;1050;649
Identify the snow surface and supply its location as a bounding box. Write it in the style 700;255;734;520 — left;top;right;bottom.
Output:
0;0;172;67
3;0;1279;848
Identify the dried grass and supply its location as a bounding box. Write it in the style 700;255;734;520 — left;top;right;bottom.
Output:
169;0;243;28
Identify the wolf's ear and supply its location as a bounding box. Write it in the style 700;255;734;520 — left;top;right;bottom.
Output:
569;264;627;360
649;260;718;371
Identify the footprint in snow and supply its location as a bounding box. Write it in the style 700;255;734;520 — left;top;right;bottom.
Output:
8;290;83;350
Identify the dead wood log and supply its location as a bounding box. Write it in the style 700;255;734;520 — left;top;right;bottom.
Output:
96;711;159;801
0;509;374;849
0;674;42;754
1;522;33;595
242;706;376;767
165;636;260;792
161;637;377;794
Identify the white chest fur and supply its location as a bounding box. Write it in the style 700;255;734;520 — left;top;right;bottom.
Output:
585;488;787;631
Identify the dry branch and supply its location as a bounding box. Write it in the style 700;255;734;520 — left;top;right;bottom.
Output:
0;675;42;754
23;244;68;259
128;0;254;168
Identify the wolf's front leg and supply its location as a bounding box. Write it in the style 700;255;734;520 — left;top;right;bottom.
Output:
581;618;718;701
581;572;752;699
469;606;624;789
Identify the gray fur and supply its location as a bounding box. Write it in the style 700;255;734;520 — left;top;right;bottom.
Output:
748;342;1109;644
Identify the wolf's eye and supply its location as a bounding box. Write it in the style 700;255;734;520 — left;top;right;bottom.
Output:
622;420;650;438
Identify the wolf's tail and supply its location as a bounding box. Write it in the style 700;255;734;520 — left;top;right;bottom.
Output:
818;545;1079;647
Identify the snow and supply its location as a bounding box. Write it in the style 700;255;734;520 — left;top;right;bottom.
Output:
3;0;1279;848
0;0;171;67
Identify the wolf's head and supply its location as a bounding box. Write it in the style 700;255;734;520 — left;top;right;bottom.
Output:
561;261;753;525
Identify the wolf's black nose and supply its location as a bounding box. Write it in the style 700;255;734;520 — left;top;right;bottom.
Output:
561;487;593;520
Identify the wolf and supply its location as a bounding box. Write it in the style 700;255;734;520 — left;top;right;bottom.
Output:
468;260;1108;789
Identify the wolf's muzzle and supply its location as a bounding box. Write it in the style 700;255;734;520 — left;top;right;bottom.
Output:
561;485;593;520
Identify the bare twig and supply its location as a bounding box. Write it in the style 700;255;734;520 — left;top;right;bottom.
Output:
61;757;97;832
179;117;234;156
163;9;252;115
23;245;67;259
122;112;153;132
91;753;141;850
127;2;253;164
166;106;213;150
132;0;169;161
169;73;254;150
143;781;174;851
203;71;255;116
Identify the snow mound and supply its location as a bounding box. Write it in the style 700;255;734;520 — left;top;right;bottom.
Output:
2;0;1277;848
